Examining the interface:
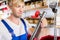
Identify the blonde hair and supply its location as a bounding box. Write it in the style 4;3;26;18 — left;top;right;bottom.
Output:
8;0;24;6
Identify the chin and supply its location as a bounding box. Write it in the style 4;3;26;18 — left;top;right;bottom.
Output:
16;14;22;18
14;15;21;18
17;16;21;18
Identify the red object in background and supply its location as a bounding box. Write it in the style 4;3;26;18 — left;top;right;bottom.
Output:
2;7;8;11
35;10;40;17
27;34;31;40
27;34;37;40
0;3;1;6
33;38;37;40
40;35;60;40
31;10;40;18
31;15;37;18
28;34;31;39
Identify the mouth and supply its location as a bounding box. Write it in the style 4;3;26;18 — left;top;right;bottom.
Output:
18;12;23;14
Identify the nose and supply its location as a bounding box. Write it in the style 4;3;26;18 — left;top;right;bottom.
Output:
19;8;23;12
18;5;24;12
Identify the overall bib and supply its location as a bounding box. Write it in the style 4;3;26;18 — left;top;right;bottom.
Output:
1;18;28;40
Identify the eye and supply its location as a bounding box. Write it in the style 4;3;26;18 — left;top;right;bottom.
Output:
22;6;25;8
17;5;21;8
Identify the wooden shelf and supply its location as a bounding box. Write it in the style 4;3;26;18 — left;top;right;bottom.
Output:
24;2;48;11
25;6;48;11
25;17;54;25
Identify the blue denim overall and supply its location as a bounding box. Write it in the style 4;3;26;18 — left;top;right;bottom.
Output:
1;18;28;40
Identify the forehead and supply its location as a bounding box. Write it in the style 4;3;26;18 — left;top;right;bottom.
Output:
12;0;21;4
12;0;24;6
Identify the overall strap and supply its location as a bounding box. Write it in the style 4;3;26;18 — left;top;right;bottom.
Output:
20;18;28;34
1;20;15;36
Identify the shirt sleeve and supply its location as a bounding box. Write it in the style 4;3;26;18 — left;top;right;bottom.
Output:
0;36;1;40
0;30;6;40
0;20;5;40
0;33;4;40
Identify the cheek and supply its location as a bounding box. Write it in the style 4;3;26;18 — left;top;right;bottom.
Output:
11;7;24;15
13;8;19;13
19;9;24;13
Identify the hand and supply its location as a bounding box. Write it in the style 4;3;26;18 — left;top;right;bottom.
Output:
41;18;48;28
